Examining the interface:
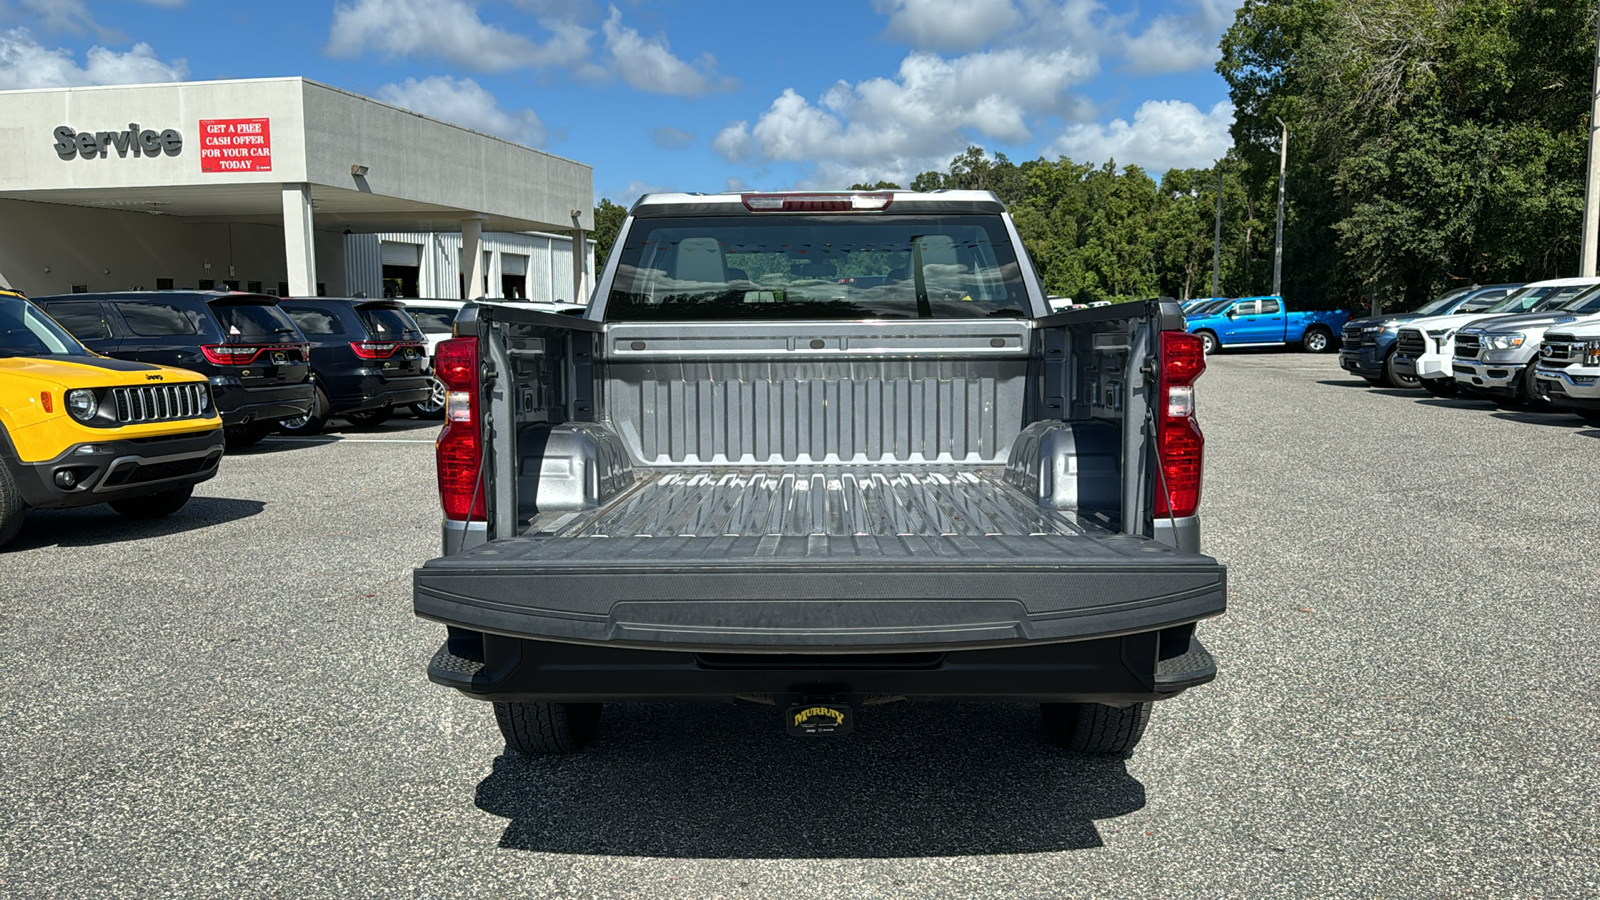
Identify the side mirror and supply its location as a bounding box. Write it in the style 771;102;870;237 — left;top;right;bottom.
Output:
1225;308;1237;318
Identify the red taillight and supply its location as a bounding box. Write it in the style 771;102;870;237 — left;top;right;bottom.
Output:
741;192;893;212
1154;331;1205;518
350;341;424;359
434;336;484;521
201;344;265;365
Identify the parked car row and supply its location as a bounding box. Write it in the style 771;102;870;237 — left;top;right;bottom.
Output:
29;290;437;446
1340;277;1600;422
1183;295;1350;354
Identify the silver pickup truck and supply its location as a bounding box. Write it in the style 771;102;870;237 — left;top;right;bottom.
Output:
412;190;1226;759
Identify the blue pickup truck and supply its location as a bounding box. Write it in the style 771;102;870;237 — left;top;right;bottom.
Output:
1185;296;1349;355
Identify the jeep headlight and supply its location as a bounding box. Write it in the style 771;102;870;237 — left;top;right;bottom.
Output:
66;389;98;422
1484;333;1525;350
1587;341;1600;366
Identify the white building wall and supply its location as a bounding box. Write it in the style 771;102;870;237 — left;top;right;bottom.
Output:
0;197;346;296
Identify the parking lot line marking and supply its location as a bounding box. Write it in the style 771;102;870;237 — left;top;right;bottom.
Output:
261;437;436;444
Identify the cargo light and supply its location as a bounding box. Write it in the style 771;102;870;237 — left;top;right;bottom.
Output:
433;336;485;521
741;192;893;212
1155;330;1205;519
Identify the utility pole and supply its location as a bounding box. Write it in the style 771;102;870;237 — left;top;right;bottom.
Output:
1212;164;1223;297
1581;12;1600;277
1272;117;1288;297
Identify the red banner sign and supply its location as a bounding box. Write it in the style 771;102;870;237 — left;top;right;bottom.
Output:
199;118;272;173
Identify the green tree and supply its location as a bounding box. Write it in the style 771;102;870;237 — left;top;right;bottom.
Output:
592;198;628;271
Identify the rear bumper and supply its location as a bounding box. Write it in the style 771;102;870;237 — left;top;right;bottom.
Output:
427;627;1218;704
324;374;431;415
4;429;223;509
215;381;315;426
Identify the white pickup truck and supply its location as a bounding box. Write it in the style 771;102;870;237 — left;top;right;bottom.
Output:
1533;317;1600;423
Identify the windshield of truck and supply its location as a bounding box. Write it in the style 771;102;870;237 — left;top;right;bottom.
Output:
0;295;89;357
1556;283;1600;314
606;215;1031;320
1413;288;1471;316
1487;284;1591;314
1188;299;1232;316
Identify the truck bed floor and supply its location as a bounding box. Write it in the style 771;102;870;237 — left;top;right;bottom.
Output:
526;467;1109;539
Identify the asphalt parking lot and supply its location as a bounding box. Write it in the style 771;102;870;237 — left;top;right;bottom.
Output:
3;355;1598;899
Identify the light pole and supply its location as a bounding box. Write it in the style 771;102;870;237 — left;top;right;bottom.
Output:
1581;12;1600;276
1211;163;1223;297
1272;116;1287;297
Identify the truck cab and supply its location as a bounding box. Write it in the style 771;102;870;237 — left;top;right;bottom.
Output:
0;289;224;547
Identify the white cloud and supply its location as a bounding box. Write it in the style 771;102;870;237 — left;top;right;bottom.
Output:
875;0;1022;51
377;76;547;148
0;28;186;89
713;47;1096;184
599;5;730;97
1122;0;1241;74
650;125;695;149
326;0;591;72
1046;100;1234;172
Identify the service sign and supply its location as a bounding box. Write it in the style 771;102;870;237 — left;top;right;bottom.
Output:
199;118;272;173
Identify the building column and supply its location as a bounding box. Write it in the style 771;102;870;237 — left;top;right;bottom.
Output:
462;216;486;300
282;183;317;297
570;226;588;304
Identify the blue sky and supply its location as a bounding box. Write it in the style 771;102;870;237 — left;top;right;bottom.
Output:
0;0;1241;204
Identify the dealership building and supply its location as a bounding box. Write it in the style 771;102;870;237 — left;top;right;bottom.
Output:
0;77;595;302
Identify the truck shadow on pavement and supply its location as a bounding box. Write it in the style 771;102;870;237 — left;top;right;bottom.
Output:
7;496;265;550
1488;412;1594;428
475;700;1145;858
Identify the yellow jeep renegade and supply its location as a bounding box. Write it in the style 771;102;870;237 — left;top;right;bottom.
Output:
0;289;224;548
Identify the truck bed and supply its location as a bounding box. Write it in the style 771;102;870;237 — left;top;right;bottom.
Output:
414;464;1226;653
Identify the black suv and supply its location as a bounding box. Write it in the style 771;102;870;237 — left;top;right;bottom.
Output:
33;292;313;448
276;298;430;436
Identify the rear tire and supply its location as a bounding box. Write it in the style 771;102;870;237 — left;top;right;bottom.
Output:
344;408;393;428
410;376;445;419
493;701;602;756
0;459;26;548
278;387;329;437
109;485;192;519
1041;701;1152;755
1301;327;1332;353
1383;352;1421;390
1197;331;1219;355
1420;378;1457;397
